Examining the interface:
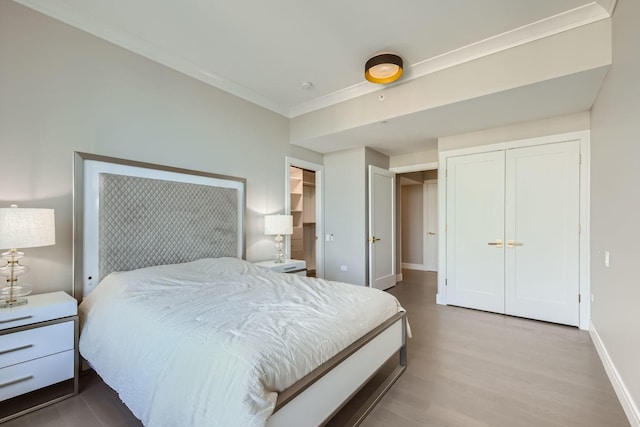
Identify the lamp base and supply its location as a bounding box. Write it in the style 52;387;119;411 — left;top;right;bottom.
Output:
0;284;32;309
0;249;33;309
273;234;285;263
0;297;28;308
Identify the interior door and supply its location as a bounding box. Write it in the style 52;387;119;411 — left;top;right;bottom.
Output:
505;141;580;326
446;151;505;313
368;165;396;290
424;181;438;271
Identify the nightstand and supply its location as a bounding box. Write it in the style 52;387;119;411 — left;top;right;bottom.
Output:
0;291;78;422
254;259;307;276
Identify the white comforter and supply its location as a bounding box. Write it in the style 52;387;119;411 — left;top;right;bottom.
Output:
79;258;403;427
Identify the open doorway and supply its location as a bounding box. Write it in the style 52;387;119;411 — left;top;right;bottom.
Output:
286;157;324;278
391;162;438;278
398;170;438;272
290;166;316;277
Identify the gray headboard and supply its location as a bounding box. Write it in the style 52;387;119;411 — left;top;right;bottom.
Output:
73;152;246;300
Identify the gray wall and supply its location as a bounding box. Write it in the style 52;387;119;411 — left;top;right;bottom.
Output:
401;185;423;264
324;147;389;285
0;2;321;295
590;0;640;415
324;148;367;285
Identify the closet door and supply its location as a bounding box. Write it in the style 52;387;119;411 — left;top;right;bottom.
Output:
504;141;580;326
446;151;505;313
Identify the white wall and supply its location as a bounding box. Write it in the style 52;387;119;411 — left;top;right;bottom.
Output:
438;111;590;151
390;147;438;169
590;0;640;422
0;2;321;296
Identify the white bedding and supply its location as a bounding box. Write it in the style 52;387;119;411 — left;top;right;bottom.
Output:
79;257;403;427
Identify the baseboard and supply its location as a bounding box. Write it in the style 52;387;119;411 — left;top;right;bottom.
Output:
590;321;640;427
402;263;433;271
396;273;403;282
402;263;426;271
435;293;447;306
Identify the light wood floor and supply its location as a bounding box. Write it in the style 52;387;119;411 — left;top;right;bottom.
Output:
4;270;629;427
361;270;629;427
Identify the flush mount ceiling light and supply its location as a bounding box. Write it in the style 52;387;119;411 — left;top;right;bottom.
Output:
365;53;403;84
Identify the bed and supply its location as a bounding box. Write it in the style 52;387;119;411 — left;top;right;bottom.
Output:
72;152;407;426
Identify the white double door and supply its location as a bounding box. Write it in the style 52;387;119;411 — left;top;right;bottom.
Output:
446;141;580;326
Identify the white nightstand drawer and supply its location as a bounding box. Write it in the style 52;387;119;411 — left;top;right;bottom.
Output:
0;292;77;331
0;350;74;400
0;321;74;369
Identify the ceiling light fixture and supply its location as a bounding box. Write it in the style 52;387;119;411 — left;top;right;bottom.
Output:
365;53;403;84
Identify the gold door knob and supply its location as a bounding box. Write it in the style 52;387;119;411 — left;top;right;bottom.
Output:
487;239;503;248
369;236;381;243
427;232;436;236
507;240;523;247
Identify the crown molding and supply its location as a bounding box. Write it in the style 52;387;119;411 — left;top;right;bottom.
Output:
12;0;291;116
289;2;611;117
596;0;618;14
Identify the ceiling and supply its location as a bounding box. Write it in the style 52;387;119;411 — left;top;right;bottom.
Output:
297;67;609;155
15;0;615;156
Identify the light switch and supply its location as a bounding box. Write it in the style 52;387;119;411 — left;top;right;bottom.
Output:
604;250;610;268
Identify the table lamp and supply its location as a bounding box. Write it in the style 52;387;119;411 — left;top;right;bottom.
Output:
264;214;293;263
0;205;55;308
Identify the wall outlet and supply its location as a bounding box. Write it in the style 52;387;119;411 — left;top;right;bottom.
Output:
591;293;595;303
340;265;348;271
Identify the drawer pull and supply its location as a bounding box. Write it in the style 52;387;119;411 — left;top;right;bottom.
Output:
0;344;34;356
0;315;33;325
0;375;34;388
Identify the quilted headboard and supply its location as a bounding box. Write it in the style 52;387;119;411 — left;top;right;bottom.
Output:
73;152;246;300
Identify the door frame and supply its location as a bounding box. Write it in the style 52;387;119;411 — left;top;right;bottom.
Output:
285;157;325;279
438;130;591;330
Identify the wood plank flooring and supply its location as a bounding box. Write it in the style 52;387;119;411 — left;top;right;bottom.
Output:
361;270;629;427
4;270;629;426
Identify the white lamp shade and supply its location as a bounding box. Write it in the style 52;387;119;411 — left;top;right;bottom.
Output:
264;215;293;235
0;207;56;249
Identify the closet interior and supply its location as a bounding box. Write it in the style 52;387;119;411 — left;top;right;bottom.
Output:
290;166;316;277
